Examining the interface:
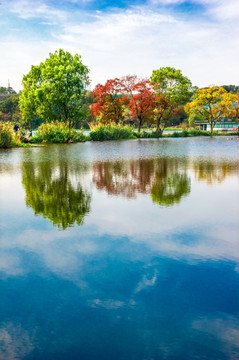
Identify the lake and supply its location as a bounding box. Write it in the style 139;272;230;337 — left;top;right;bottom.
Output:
0;137;239;360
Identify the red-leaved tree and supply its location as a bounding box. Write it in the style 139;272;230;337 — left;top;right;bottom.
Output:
152;93;175;134
91;78;126;124
121;76;155;132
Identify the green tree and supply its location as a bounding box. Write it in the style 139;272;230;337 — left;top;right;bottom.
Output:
0;87;9;95
0;86;16;96
20;49;90;129
77;90;94;129
222;85;239;94
151;67;194;105
0;93;20;121
188;112;202;128
150;67;194;134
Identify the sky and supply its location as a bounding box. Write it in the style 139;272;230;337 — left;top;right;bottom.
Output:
0;0;238;92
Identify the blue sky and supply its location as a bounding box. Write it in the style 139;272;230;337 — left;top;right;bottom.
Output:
0;0;238;91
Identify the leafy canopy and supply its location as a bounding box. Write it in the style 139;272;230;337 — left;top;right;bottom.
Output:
185;86;238;133
151;66;194;105
19;49;90;128
91;78;125;124
126;77;155;133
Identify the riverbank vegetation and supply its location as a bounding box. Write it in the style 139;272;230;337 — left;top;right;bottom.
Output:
0;48;238;147
0;122;33;148
32;122;86;144
90;123;135;141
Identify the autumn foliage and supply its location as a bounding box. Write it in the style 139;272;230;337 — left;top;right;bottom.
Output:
91;73;238;134
122;76;155;132
185;86;238;134
91;75;176;133
152;93;175;134
91;78;127;124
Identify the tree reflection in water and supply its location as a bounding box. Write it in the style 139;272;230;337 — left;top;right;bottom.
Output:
151;173;190;206
93;157;191;206
92;159;156;198
22;159;91;230
193;160;238;184
21;152;238;229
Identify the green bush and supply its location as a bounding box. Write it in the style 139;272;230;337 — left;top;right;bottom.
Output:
218;131;239;136
34;122;86;143
0;122;33;147
179;130;189;137
171;131;182;137
0;122;13;148
90;123;135;141
133;130;161;139
189;129;210;136
170;129;211;137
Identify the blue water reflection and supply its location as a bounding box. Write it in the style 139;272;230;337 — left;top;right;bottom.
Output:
0;137;239;359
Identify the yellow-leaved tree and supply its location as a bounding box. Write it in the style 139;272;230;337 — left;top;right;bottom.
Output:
185;86;238;135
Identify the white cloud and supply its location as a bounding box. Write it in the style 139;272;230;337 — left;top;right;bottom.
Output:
0;255;23;276
53;7;239;88
135;271;158;293
89;298;125;309
196;0;239;20
9;0;67;20
0;323;35;360
193;316;239;349
1;2;239;91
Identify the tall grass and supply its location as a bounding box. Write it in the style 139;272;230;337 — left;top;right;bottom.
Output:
90;123;135;141
33;122;86;143
0;122;26;148
0;122;13;148
134;130;161;139
170;129;211;137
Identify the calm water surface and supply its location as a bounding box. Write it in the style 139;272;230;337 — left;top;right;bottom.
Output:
0;137;239;360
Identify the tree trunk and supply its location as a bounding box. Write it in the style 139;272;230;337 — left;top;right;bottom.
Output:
138;118;142;133
157;117;160;132
210;122;213;136
157;116;164;136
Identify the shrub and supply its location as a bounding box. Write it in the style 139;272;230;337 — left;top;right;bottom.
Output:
180;121;189;130
170;129;211;137
0;122;13;148
34;122;86;143
189;129;210;136
181;129;190;137
133;130;161;139
90;123;135;141
0;122;33;147
171;131;182;137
